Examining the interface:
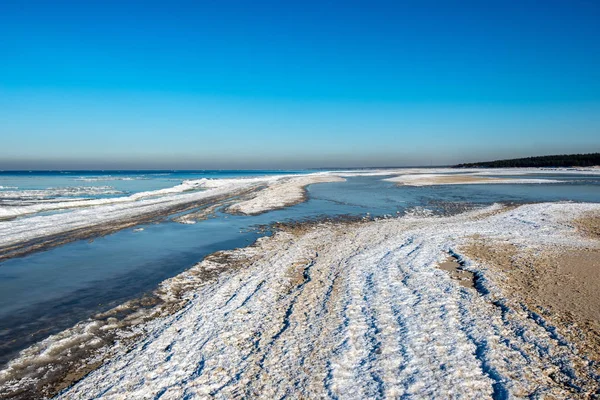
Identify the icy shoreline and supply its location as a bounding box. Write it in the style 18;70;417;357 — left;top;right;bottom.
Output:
383;173;562;186
1;166;585;261
1;167;595;253
227;174;346;215
2;202;599;399
0;173;344;261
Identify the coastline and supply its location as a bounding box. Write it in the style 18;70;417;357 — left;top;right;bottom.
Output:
0;173;343;262
2;167;599;262
383;173;562;186
2;202;599;398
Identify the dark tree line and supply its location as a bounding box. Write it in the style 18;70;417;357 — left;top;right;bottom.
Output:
454;153;600;168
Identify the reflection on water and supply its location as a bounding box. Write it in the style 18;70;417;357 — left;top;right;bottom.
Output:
0;174;599;365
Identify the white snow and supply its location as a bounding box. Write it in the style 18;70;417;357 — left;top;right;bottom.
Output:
227;174;346;215
0;186;124;201
17;202;592;399
383;173;562;186
0;173;345;248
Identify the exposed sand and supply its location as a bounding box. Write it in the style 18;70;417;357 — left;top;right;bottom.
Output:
384;173;561;186
462;210;600;377
574;210;600;239
436;255;475;289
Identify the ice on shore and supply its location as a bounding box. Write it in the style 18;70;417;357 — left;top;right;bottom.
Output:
0;186;124;202
0;167;586;239
0;173;348;249
7;202;588;399
227;174;346;215
383;173;562;186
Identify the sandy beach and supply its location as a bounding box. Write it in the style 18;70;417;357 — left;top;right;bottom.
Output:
3;1;599;397
2;201;599;399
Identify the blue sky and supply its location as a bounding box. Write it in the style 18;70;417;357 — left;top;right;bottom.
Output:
1;0;599;169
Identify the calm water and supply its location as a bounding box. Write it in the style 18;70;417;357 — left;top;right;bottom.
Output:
1;172;600;365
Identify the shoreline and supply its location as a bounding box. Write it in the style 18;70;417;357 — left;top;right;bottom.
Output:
0;174;344;263
2;202;599;398
0;188;254;262
383;173;563;186
2;167;598;262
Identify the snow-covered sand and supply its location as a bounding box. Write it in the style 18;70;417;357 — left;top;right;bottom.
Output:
1;168;599;398
383;173;561;186
227;174;346;215
333;166;600;178
0;174;345;255
2;202;597;398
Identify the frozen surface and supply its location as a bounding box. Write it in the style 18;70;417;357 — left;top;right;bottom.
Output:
227;174;346;215
19;202;594;399
0;174;341;248
383;173;561;186
1;169;599;398
0;181;245;247
0;186;124;202
332;167;600;177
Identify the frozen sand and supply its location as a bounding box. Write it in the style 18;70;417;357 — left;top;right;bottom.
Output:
383;174;561;186
227;174;346;215
0;173;344;258
2;203;599;398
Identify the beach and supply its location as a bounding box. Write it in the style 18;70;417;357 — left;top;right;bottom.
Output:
1;169;600;399
4;1;599;397
1;194;599;398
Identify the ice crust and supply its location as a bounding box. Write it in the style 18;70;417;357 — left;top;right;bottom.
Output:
0;186;124;201
227;174;346;215
0;180;242;247
22;202;595;399
333;167;600;177
0;174;346;249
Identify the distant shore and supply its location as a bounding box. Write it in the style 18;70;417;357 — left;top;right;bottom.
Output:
454;152;600;168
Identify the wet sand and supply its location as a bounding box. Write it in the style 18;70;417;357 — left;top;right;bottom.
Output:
436;255;476;289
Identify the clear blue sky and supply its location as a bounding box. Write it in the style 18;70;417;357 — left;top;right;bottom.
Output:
1;0;599;169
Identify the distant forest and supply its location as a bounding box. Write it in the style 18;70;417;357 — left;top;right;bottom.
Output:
454;153;600;168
